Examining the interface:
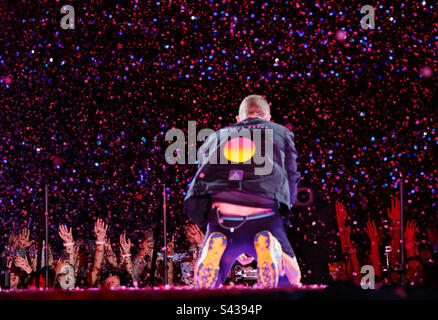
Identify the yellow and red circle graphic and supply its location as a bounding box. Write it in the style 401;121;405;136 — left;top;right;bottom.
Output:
223;137;256;163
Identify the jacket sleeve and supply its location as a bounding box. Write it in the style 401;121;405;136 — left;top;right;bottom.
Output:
184;194;211;227
285;131;301;206
183;132;218;227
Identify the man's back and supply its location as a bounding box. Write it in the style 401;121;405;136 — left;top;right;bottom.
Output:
184;117;301;226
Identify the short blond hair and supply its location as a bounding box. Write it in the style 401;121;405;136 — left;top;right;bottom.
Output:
238;95;270;119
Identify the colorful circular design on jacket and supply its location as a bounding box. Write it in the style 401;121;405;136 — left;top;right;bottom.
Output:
223;137;256;163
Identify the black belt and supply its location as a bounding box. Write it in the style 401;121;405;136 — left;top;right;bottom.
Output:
214;208;276;233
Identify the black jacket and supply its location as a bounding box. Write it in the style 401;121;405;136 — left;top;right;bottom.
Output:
184;117;301;227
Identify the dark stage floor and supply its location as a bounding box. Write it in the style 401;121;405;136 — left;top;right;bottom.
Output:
0;284;437;300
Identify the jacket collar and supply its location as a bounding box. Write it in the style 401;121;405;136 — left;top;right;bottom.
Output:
237;117;268;125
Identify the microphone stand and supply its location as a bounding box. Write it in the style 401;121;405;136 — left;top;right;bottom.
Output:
400;170;405;287
35;173;49;288
163;183;168;285
149;166;167;287
44;184;49;289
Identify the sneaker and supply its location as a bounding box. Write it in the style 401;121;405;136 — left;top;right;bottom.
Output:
194;232;227;288
254;230;282;288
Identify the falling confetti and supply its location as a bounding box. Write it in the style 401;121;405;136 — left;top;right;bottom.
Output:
0;0;436;288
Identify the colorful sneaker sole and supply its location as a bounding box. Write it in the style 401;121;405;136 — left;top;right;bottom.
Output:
195;232;227;288
254;231;281;288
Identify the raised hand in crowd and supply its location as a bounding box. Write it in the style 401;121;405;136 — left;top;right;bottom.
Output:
387;197;402;264
405;220;419;258
58;224;74;244
7;233;18;250
16;228;34;250
136;234;154;263
364;220;380;245
387;197;401;225
341;225;353;253
104;236;118;269
185;224;204;250
13;256;33;275
58;224;77;265
94;218;108;242
340;226;361;282
335;202;349;255
120;232;132;256
364;220;382;278
119;232;135;282
335;202;348;231
88;218;108;286
183;224;205;283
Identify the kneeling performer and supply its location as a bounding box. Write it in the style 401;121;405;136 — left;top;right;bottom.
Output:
184;95;302;288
